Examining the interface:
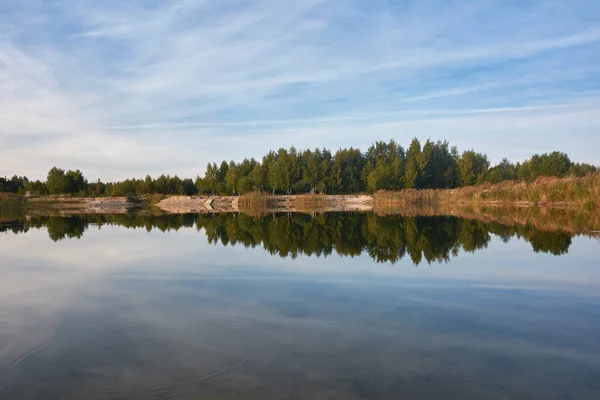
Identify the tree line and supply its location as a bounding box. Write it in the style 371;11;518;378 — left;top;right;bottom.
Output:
1;138;597;196
1;213;572;261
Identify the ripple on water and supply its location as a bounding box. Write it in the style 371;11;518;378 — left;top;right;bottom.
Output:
3;312;261;399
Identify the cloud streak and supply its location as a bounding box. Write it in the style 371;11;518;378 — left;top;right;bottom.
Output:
0;0;599;180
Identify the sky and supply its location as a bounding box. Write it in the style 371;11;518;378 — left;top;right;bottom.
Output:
0;0;599;181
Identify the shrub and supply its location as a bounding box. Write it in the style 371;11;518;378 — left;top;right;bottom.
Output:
126;193;142;204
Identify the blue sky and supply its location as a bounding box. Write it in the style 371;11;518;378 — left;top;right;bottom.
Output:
1;0;599;180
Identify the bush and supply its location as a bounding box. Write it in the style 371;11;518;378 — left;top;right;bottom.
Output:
126;193;142;204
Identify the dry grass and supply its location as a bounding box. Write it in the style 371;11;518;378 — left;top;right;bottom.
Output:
289;194;330;209
373;189;440;206
0;193;27;222
0;193;27;209
374;173;600;208
373;203;600;234
238;191;269;210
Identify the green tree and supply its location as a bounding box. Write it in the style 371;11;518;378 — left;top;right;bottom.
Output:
65;169;88;194
404;138;421;189
458;150;489;186
215;161;229;194
46;167;69;194
248;163;264;192
540;151;571;177
181;178;197;195
301;148;322;194
225;161;238;195
24;180;48;196
363;140;405;192
262;150;278;194
487;158;517;183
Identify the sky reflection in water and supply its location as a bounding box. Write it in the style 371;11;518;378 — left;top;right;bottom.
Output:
0;213;599;399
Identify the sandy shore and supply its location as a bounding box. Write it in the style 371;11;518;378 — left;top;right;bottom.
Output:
25;194;374;214
155;194;373;213
25;193;595;217
27;196;136;214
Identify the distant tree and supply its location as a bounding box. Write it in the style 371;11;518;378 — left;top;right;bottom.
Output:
65;169;87;194
458;150;489;186
142;175;154;193
225;161;238;195
235;158;258;194
317;148;332;193
46;167;69;194
516;151;573;182
247;163;264;192
330;147;363;193
487;158;517;183
404;138;421;189
262;151;277;194
86;179;105;196
301;148;321;194
539;151;571;177
216;161;229;194
24;180;48;196
0;175;29;193
154;175;169;194
362;140;405;192
181;178;197;195
568;162;598;177
424;140;457;188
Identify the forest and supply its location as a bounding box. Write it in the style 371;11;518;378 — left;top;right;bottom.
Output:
1;138;597;197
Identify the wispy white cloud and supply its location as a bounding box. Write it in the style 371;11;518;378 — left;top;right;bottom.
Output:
0;0;599;180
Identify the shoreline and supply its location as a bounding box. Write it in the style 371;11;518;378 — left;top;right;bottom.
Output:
27;196;136;214
2;194;597;234
6;201;600;237
14;173;599;214
24;193;596;214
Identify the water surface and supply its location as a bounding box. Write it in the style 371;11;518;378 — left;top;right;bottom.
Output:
1;213;599;399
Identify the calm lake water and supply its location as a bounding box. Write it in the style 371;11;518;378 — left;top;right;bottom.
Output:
1;213;599;399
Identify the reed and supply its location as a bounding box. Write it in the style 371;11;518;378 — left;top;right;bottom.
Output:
238;191;269;210
374;173;600;208
0;193;27;222
374;203;600;234
0;193;27;210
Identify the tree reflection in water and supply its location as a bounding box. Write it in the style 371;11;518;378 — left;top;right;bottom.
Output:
2;212;574;263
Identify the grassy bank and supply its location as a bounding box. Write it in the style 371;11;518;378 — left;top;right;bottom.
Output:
0;193;28;222
374;173;600;208
374;203;600;235
0;193;27;211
